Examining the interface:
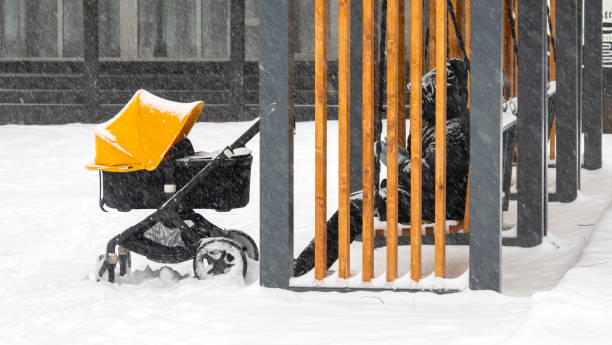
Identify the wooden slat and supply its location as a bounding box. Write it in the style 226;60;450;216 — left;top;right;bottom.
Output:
503;0;512;100
434;0;447;278
362;0;376;283
315;0;328;281
465;0;471;107
550;0;556;160
398;0;407;148
514;0;518;97
550;0;556;81
409;0;424;282
338;0;351;279
386;0;400;282
448;0;460;59
428;0;436;71
463;0;471;232
464;168;471;232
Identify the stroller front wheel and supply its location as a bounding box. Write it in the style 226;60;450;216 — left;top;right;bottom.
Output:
193;238;247;280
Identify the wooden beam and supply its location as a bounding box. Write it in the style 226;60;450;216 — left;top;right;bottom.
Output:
550;0;556;160
428;0;436;71
463;0;471;232
503;0;512;99
409;0;423;282
386;0;400;282
398;0;407;148
465;0;471;107
314;0;328;281
361;0;375;283
442;0;462;59
434;0;447;278
338;0;351;279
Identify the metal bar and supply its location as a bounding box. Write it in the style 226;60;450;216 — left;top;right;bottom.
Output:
434;0;447;278
386;0;400;282
577;0;583;185
555;0;579;203
361;0;375;283
259;0;295;289
583;0;602;170
469;0;503;292
83;0;99;122
516;0;547;248
338;0;351;279
409;0;423;282
230;0;245;119
314;0;328;281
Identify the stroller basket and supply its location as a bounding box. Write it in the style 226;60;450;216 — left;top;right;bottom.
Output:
100;148;253;212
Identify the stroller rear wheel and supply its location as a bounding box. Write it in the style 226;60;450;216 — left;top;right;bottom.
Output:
193;238;247;280
226;230;259;261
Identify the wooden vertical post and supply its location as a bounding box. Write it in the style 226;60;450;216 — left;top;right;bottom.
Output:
463;0;471;232
503;0;512;99
409;0;423;282
513;0;518;97
550;0;556;160
338;0;351;279
465;0;471;108
434;0;447;278
398;0;407;148
361;0;375;283
386;0;400;282
314;0;328;281
429;0;436;71
448;0;462;59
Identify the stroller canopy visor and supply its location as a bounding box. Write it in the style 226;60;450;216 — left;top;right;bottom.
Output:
86;89;204;172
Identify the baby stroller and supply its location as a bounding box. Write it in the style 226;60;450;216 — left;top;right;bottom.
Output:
86;90;259;283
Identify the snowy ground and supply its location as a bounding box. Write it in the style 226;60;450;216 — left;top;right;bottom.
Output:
2;121;612;344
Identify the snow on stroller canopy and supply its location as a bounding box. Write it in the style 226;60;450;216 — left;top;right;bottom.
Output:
86;89;204;172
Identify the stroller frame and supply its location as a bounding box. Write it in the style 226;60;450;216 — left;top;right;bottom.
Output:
98;120;261;283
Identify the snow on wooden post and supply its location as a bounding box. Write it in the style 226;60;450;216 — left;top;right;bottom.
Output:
314;0;328;281
338;0;351;279
434;0;447;278
386;0;401;282
409;0;424;282
361;0;375;283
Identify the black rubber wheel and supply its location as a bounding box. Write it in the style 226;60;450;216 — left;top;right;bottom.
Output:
226;230;259;261
193;238;247;279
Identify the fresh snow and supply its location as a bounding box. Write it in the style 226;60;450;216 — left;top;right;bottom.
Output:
1;121;612;344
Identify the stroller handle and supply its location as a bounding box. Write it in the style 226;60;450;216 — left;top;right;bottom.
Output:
230;119;260;150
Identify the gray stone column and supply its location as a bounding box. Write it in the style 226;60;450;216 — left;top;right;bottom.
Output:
469;0;504;292
259;0;295;289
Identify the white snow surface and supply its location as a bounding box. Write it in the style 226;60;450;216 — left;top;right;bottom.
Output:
2;121;612;344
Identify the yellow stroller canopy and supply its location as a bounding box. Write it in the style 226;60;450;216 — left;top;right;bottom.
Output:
86;89;204;172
